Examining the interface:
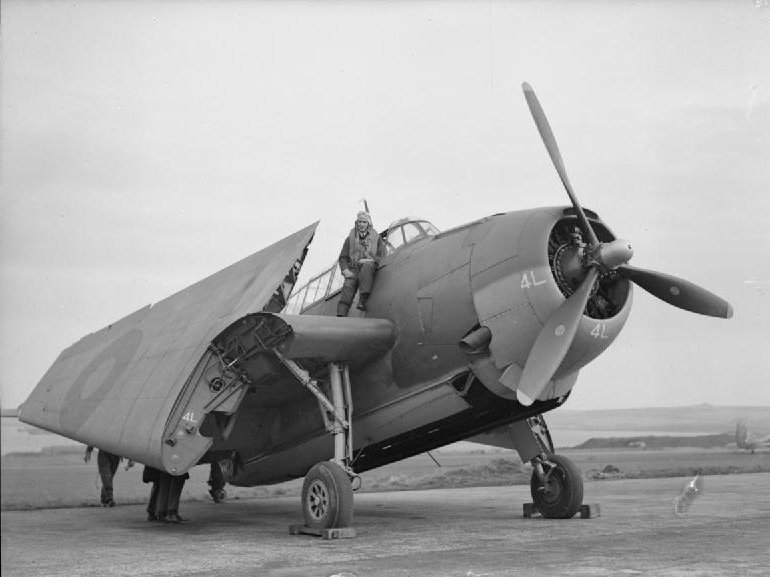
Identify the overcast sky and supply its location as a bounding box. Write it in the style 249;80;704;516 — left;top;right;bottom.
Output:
1;0;768;411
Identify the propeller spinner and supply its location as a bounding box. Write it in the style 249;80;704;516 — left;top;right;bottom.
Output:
512;83;733;406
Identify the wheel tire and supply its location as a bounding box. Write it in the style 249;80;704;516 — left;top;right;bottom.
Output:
530;454;583;519
302;461;354;529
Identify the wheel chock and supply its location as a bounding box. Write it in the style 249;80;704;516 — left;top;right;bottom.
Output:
579;503;601;519
523;503;537;518
522;503;600;519
289;524;357;540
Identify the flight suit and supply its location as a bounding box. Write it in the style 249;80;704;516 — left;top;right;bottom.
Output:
337;225;385;316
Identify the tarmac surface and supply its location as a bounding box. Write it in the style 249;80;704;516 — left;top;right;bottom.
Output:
2;473;769;577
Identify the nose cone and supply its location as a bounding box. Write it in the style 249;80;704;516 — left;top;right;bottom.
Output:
598;239;633;270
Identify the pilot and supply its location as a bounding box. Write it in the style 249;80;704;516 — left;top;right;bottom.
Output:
337;211;385;316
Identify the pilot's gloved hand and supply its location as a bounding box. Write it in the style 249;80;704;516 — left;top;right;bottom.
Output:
342;269;355;279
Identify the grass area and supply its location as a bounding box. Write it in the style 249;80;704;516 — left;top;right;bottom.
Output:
4;443;768;512
365;453;770;492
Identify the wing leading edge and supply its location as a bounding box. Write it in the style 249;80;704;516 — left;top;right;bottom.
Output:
19;223;318;471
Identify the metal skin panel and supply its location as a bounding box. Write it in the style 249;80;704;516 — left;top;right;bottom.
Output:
552;291;632;382
471;209;559;370
19;223;317;471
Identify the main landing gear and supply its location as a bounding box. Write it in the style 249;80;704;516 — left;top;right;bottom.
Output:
529;453;584;519
512;414;594;519
274;353;358;538
302;461;354;530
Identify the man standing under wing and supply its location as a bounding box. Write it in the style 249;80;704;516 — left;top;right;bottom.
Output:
84;445;133;507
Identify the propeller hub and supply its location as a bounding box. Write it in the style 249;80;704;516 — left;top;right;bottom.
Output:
595;239;633;270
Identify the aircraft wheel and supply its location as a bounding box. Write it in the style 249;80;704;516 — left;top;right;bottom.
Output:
302;461;354;529
530;454;583;519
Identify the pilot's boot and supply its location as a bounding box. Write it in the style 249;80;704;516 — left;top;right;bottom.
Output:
337;301;350;317
357;293;369;311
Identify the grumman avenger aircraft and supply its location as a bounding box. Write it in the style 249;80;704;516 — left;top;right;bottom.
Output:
20;84;733;531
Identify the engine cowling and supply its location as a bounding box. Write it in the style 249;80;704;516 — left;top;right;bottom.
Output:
470;207;632;402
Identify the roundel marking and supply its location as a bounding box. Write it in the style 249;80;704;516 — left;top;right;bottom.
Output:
60;328;144;432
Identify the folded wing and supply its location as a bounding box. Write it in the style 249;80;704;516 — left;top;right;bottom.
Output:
20;223;318;471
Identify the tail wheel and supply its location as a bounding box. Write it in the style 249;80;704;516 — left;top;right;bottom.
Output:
530;454;583;519
302;461;354;529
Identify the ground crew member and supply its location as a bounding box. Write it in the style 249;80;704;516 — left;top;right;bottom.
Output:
337;211;385;316
84;445;132;507
143;465;162;521
208;461;227;503
155;471;189;523
145;467;189;523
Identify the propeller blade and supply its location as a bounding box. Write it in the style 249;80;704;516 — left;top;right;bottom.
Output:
515;268;599;406
617;265;733;319
522;82;600;248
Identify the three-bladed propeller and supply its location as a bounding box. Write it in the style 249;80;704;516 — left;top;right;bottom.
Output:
512;83;733;406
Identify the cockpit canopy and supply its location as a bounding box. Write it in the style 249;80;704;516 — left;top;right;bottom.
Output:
284;217;439;315
383;217;440;255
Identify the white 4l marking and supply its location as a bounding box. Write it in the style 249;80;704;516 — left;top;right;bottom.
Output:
182;411;197;423
521;270;547;290
590;323;609;339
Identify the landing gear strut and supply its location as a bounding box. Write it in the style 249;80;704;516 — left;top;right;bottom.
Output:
273;352;358;536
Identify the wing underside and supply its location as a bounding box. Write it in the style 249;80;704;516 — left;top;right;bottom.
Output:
160;312;396;474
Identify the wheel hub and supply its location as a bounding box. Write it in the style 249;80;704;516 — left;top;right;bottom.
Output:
307;479;329;521
540;467;566;504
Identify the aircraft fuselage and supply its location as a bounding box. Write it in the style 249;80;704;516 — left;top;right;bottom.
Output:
217;207;633;485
